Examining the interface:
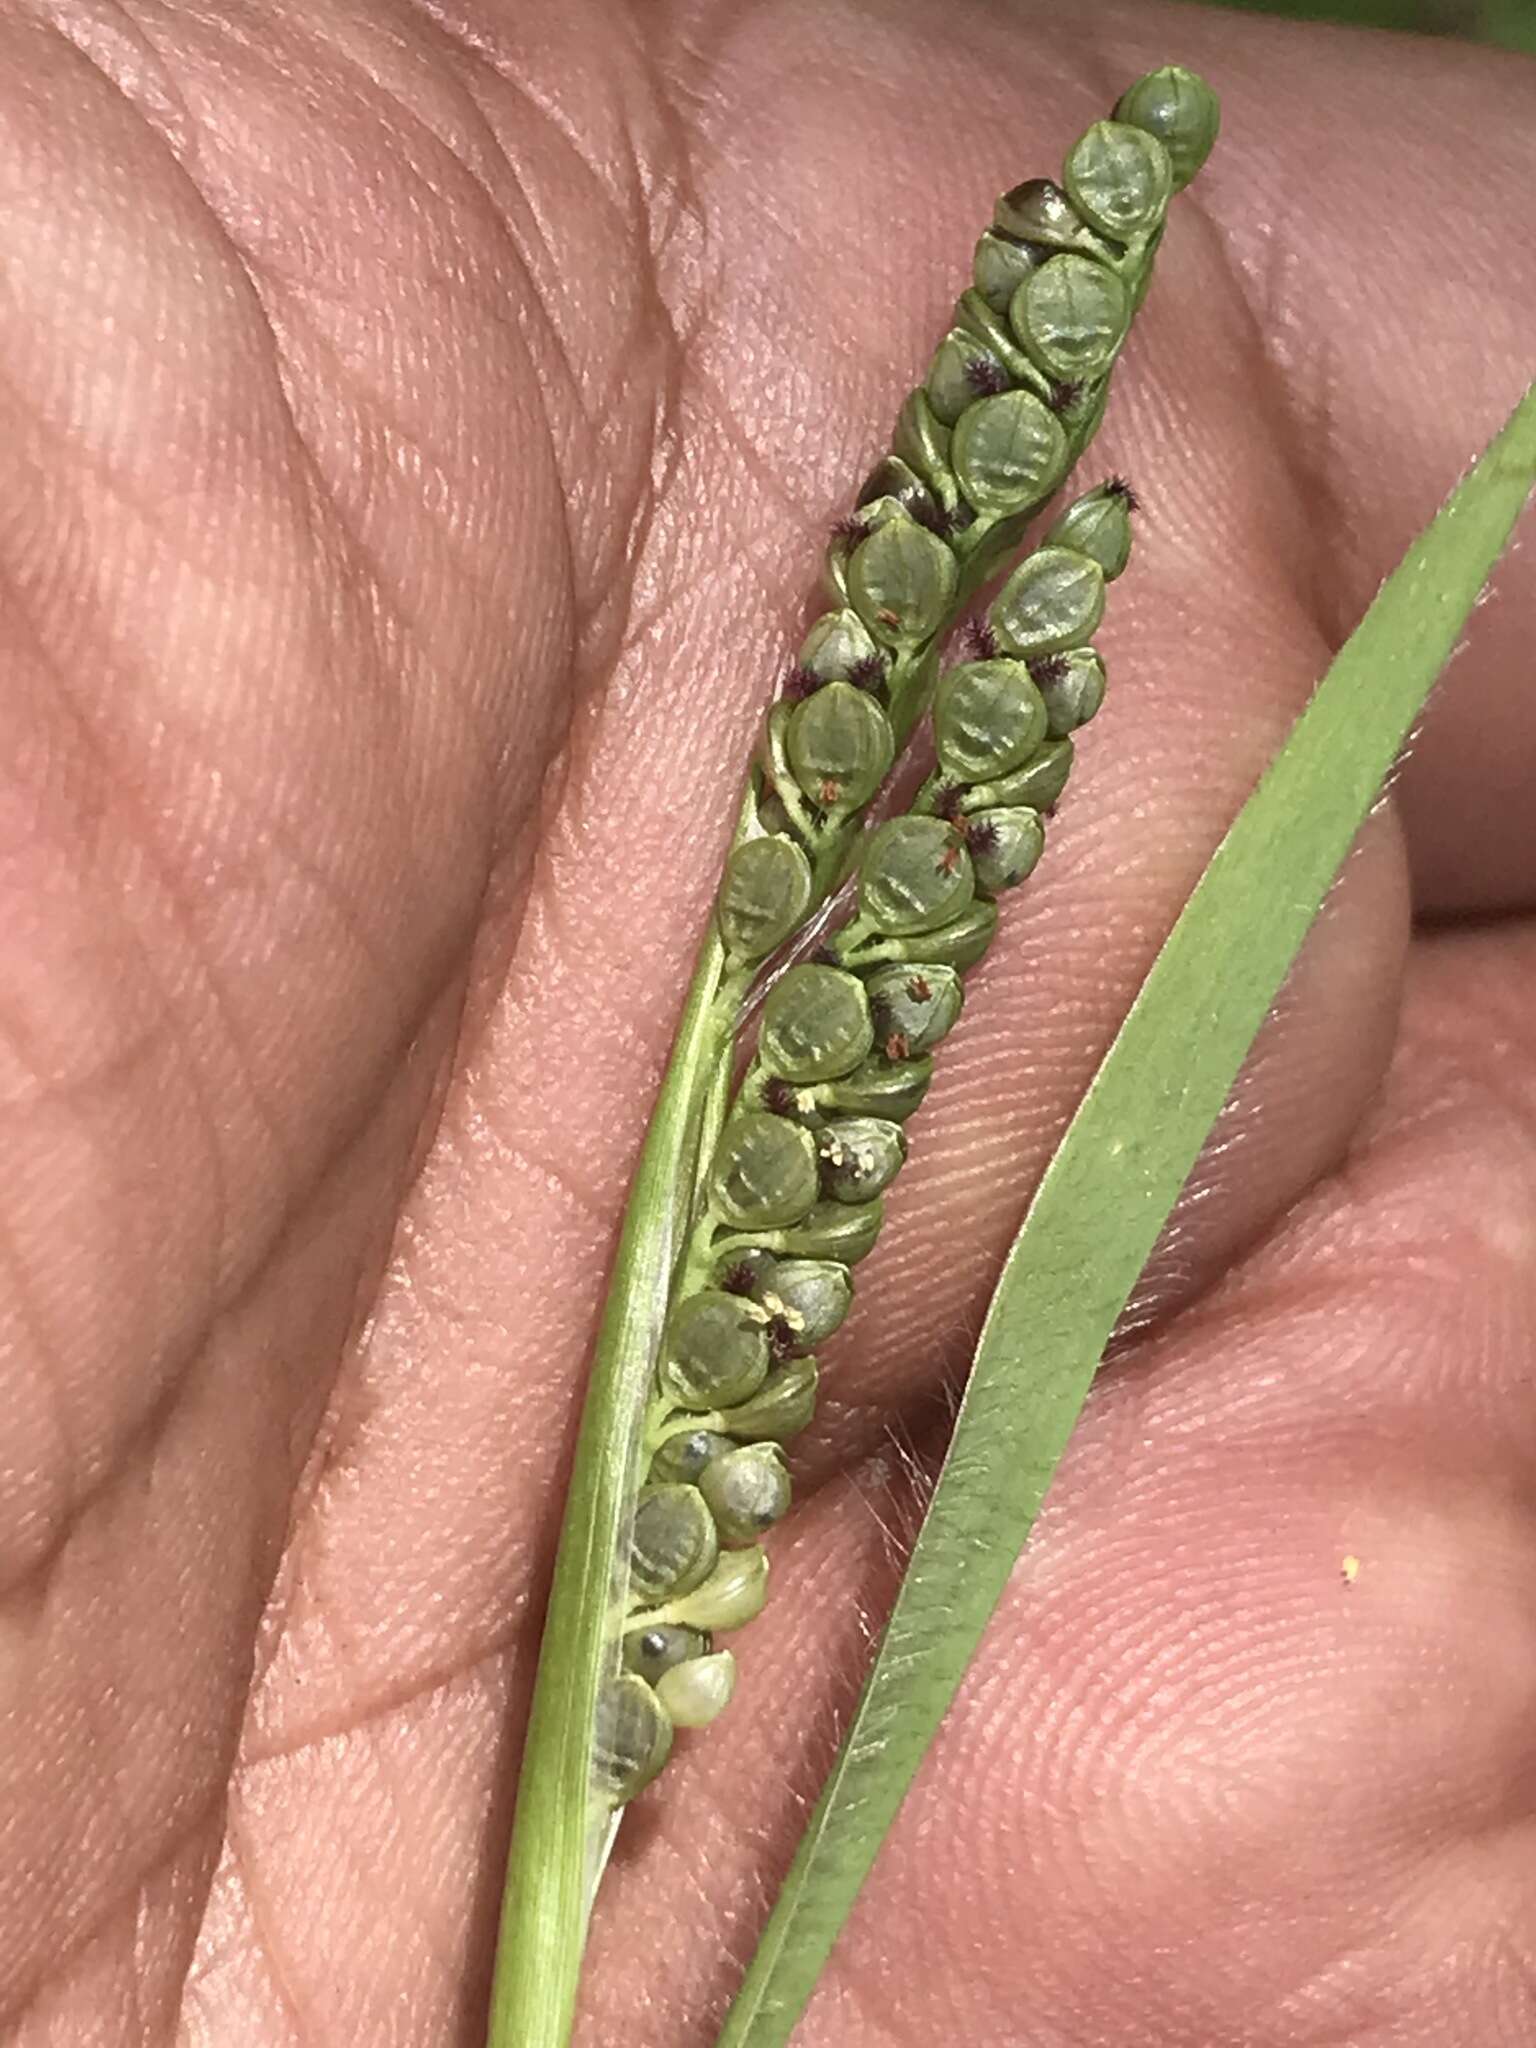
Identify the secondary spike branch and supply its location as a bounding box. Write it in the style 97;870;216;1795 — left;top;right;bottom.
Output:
486;65;1220;2048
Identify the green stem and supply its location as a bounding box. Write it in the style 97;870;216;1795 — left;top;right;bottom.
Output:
486;925;743;2048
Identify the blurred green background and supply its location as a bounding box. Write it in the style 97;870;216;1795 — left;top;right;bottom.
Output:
1204;0;1536;51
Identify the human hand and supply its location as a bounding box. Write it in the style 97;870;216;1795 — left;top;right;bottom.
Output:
4;5;1534;2043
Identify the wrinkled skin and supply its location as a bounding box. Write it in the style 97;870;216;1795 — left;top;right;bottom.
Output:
2;2;1535;2042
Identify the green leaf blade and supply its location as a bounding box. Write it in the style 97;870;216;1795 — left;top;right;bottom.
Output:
715;379;1536;2048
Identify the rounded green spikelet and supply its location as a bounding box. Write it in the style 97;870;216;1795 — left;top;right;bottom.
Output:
700;1443;793;1547
622;1623;711;1685
1115;65;1221;191
1064;120;1173;240
711;1113;821;1230
718;835;814;961
859;816;975;936
818;1116;907;1204
760;964;874;1083
989;544;1106;655
655;1651;738;1730
951;389;1068;517
1046;480;1135;579
629;1484;720;1604
933;658;1048;783
591;1674;674;1806
1012;254;1130;383
787;682;894;813
660;1291;772;1410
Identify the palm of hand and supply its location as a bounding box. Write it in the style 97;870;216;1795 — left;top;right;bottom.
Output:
5;4;1535;2043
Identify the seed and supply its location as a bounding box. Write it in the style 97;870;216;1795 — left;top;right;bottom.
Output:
818;1116;906;1203
699;1442;792;1546
988;544;1106;655
650;1427;736;1487
640;1545;771;1633
1113;65;1220;191
972;228;1045;314
1063;120;1173;241
965;807;1047;896
760;963;875;1083
591;1673;673;1806
951;390;1068;519
717;835;814;961
629;1483;721;1604
753;1257;853;1350
847;516;958;649
1011;254;1129;384
817;1052;934;1121
797;605;882;683
1045;483;1134;581
786;681;894;813
926;329;1007;427
992;176;1103;253
933;658;1048;782
660;1289;771;1410
856;454;942;530
622;1623;712;1685
712;1111;821;1230
859;816;975;935
862;962;964;1056
1032;648;1106;735
717;1359;820;1443
655;1650;738;1730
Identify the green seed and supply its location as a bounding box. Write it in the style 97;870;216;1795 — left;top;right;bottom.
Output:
754;1257;853;1350
951;390;1068;519
926;329;1007;429
760;963;874;1083
952;289;1045;389
712;1112;821;1230
629;1484;720;1604
859;816;975;935
655;1650;738;1730
967;807;1046;896
645;1545;770;1632
1114;65;1220;191
856;454;942;526
717;1359;819;1443
933;658;1047;782
816;1052;934;1122
784;1197;884;1263
650;1427;736;1487
973;229;1044;314
717;1196;884;1267
863;963;964;1056
818;1117;906;1204
848;516;957;648
699;1442;792;1546
1064;120;1173;242
993;176;1103;254
989;544;1105;655
1046;485;1133;580
951;740;1075;814
843;900;999;972
1011;254;1129;383
786;681;894;813
798;606;880;682
622;1623;711;1685
717;835;814;961
661;1289;771;1410
592;1673;673;1805
1035;648;1106;735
